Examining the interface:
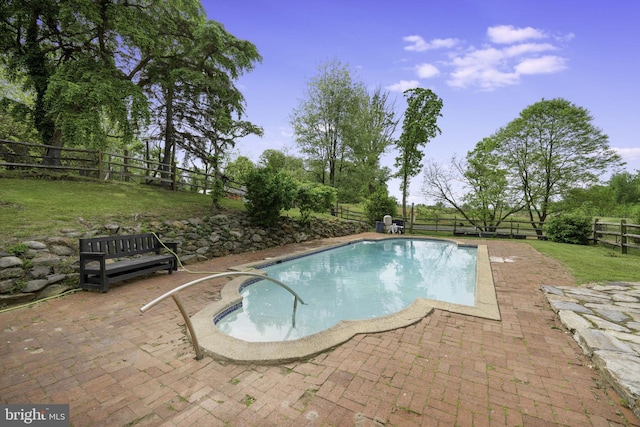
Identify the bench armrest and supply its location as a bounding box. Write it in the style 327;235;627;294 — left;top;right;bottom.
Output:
80;251;107;261
164;242;178;253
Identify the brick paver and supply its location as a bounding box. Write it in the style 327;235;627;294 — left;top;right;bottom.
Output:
1;233;638;426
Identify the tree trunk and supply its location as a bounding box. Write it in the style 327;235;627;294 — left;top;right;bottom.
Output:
27;5;62;166
42;129;63;167
401;173;408;220
160;84;175;184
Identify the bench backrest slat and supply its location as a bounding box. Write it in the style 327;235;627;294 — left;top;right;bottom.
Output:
80;233;161;258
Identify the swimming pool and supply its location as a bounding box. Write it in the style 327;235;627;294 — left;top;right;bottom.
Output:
191;236;499;364
216;239;476;342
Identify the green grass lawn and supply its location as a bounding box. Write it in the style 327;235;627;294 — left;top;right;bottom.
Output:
0;177;242;241
2;176;639;286
525;239;640;284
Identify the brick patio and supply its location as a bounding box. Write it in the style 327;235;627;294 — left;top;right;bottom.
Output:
1;233;638;426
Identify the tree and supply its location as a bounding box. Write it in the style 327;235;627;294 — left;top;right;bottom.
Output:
608;171;640;205
422;137;524;231
291;59;364;188
558;185;613;217
224;155;255;185
346;87;398;197
0;0;159;162
291;60;396;201
492;98;622;235
395;88;443;220
258;149;307;181
142;17;262;184
0;0;261;178
461;138;524;229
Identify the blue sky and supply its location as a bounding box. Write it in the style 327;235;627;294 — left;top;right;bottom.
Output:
203;0;640;204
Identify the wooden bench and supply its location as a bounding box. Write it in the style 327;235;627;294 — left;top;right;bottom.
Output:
79;233;178;292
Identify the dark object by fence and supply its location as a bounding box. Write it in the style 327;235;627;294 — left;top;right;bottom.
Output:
79;233;178;292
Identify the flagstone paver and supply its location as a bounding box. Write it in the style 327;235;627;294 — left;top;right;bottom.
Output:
542;282;640;419
1;233;639;426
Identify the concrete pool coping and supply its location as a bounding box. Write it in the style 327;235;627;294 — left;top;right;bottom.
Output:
191;236;500;364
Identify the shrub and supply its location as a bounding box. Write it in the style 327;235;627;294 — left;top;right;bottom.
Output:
296;183;337;226
244;168;297;226
545;213;592;245
363;190;398;225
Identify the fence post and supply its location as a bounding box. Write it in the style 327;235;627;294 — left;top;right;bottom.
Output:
123;149;129;182
171;162;177;191
410;203;414;234
593;218;599;246
621;219;627;255
98;151;103;180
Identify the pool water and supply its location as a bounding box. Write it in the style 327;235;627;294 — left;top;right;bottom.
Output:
215;239;477;342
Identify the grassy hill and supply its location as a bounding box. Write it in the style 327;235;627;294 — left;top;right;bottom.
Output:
0;177;242;242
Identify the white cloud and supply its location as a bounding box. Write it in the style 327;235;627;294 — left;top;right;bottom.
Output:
614;147;640;161
431;38;459;49
446;47;514;89
385;80;420;92
403;35;428;51
403;35;459;52
416;63;440;78
515;56;567;75
503;43;556;57
488;25;546;44
448;66;519;90
399;26;570;91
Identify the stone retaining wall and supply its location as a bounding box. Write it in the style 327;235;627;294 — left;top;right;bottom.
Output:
0;212;369;307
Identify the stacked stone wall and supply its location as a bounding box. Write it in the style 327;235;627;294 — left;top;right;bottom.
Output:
0;213;369;307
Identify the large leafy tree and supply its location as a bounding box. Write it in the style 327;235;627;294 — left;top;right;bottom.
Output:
347;87;398;196
291;59;364;188
0;0;159;163
493;98;622;235
0;0;261;178
142;16;262;181
291;60;396;201
395;88;443;219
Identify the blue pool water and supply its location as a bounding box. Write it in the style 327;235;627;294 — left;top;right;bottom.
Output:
215;239;477;342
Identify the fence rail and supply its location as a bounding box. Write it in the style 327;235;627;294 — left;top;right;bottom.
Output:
593;219;640;254
0;139;224;194
336;206;546;239
336;206;640;254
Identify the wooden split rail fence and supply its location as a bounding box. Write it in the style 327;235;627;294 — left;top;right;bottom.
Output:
593;219;640;254
0;139;246;197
